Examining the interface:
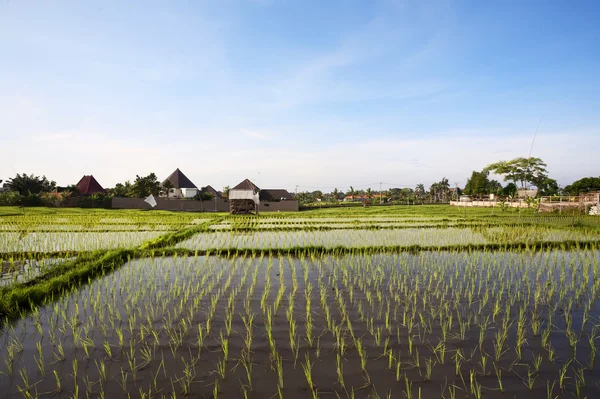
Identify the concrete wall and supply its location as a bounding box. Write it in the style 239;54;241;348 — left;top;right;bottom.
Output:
112;197;299;212
112;197;229;212
259;200;299;212
450;200;529;208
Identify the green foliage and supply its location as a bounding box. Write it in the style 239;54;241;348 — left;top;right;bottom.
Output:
429;177;450;202
222;186;231;198
0;192;22;206
109;181;133;197
464;170;505;196
501;182;518;197
161;179;175;197
195;191;214;201
5;173;56;195
485;157;549;190
131;173;161;198
564;176;600;195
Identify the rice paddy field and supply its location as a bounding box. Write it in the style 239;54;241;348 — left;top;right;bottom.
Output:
1;205;600;398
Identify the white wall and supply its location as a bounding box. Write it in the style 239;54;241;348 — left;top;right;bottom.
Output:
183;188;198;198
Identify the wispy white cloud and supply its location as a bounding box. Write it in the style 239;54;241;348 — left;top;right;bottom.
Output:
4;127;596;191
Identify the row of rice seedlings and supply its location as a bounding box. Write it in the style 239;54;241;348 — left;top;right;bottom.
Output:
1;249;599;397
0;257;73;287
2;213;201;226
177;225;600;251
0;231;167;253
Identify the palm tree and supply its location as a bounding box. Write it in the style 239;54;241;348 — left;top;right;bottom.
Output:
347;186;356;200
332;188;340;203
415;184;425;204
366;187;373;198
161;180;174;198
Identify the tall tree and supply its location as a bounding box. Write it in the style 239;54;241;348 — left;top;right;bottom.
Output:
485;157;549;190
110;181;133;197
415;184;425;203
131;173;161;198
331;188;340;202
5;173;56;195
564;177;600;195
463;170;490;196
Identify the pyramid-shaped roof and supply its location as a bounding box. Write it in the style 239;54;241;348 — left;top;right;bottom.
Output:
201;185;222;198
162;168;197;189
231;178;260;192
76;175;106;195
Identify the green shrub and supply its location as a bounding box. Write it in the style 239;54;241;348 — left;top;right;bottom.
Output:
0;191;22;206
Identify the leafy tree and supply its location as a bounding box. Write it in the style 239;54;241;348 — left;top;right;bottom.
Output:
5;173;56;195
365;188;373;198
485;157;549;190
463;170;490;196
463;170;504;196
429;177;450;202
312;190;323;200
488;180;503;194
537;177;560;196
502;182;518;197
131;173;161;198
564;176;600;195
222;186;231;198
110;181;132;197
66;184;80;196
195;191;214;201
161;180;175;197
296;191;312;205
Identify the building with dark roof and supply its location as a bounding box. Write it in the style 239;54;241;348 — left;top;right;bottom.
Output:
200;185;222;198
161;168;198;198
75;175;106;196
260;189;295;201
229;178;260;214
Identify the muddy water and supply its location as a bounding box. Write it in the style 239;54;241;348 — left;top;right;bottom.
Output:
177;227;600;250
0;251;599;398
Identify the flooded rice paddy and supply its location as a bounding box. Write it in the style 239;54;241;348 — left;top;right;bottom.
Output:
1;251;600;398
2;208;600;398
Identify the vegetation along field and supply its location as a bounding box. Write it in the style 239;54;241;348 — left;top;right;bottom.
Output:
1;205;600;398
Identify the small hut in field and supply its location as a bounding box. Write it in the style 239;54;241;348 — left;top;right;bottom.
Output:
229;179;260;214
75;175;106;196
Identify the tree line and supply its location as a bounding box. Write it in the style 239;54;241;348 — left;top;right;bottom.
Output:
1;156;599;207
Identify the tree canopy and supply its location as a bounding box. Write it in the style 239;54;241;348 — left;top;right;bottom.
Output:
463;170;504;196
5;173;56;195
564;176;600;195
484;157;549;190
131;173;161;198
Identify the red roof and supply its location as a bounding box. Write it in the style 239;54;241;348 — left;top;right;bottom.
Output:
76;175;106;195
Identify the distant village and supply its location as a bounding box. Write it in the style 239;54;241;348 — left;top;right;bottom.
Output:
69;168;298;213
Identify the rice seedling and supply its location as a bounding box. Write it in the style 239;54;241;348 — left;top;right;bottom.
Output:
1;209;600;397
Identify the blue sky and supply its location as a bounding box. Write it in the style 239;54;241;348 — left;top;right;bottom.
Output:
1;0;599;192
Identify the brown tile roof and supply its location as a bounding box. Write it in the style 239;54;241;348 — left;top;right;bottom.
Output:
76;175;106;195
163;168;197;189
232;178;260;192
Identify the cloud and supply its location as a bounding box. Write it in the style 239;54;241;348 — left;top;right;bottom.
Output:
241;129;270;141
32;133;75;142
2;127;597;191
